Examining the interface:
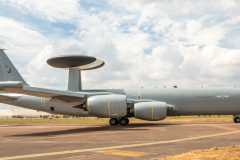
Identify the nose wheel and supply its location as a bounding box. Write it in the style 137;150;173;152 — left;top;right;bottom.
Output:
109;118;129;126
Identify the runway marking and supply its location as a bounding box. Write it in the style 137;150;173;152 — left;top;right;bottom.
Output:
97;150;150;157
1;130;240;160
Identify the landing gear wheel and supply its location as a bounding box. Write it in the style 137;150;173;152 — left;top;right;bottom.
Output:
109;118;118;125
126;119;129;125
234;117;240;123
120;118;128;125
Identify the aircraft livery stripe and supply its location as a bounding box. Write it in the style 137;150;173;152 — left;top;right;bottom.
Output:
108;100;110;118
1;130;240;160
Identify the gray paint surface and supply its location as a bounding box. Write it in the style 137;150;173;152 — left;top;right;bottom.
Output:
47;55;96;68
68;68;82;91
124;88;240;115
0;50;28;85
134;101;167;120
1;87;239;118
0;49;240;120
86;95;127;118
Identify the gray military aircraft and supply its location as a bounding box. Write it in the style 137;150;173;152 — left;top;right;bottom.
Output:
0;49;239;125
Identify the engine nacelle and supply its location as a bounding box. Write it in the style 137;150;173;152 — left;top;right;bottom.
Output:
86;95;127;118
133;102;167;121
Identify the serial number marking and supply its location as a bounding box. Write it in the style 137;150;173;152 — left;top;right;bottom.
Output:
196;96;213;98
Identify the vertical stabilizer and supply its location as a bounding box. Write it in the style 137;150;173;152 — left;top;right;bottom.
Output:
0;49;28;85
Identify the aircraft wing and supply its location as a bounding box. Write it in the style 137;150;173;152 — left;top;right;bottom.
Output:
0;94;19;100
0;81;112;105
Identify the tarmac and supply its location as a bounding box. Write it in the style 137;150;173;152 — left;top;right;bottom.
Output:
0;121;240;160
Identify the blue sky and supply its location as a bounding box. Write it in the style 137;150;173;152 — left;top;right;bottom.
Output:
0;0;240;109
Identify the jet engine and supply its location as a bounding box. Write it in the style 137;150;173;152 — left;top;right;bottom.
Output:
133;102;167;121
86;95;127;118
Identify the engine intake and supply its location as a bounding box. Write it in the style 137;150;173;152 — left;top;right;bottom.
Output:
86;95;127;118
133;102;167;121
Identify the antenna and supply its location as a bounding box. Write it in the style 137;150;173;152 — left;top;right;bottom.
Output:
47;55;104;91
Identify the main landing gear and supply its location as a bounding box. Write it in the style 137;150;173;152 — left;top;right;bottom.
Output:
234;117;240;123
109;118;129;126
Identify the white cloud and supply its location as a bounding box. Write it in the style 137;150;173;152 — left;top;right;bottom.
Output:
27;45;65;88
1;0;82;22
0;16;47;59
58;39;85;54
1;0;240;94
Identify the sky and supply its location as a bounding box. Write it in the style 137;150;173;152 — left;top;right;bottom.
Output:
0;0;240;109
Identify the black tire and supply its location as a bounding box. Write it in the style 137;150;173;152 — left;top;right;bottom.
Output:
126;119;129;125
120;118;127;125
109;118;117;125
116;119;119;125
234;117;240;123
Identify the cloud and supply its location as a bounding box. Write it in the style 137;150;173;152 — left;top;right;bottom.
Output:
57;39;85;54
1;0;82;22
0;16;47;59
27;45;67;89
1;0;240;94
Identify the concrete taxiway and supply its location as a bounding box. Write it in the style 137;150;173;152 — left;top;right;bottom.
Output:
0;122;240;160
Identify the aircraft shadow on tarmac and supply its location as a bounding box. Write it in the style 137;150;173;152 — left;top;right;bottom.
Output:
10;123;176;137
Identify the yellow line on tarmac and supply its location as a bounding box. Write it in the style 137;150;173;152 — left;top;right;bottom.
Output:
97;150;150;156
1;130;240;160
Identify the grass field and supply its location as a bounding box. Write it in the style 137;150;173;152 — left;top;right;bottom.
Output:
159;145;240;160
0;115;234;125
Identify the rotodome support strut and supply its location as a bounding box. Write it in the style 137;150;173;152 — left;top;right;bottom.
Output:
68;68;82;91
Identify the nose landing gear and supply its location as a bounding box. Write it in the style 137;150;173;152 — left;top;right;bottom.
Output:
109;118;129;126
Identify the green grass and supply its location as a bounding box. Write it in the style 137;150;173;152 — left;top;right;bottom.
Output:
0;115;234;125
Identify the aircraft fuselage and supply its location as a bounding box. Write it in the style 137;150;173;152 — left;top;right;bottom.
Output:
2;88;240;117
